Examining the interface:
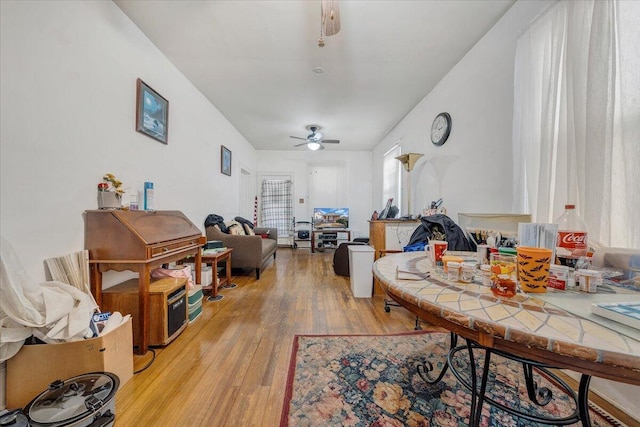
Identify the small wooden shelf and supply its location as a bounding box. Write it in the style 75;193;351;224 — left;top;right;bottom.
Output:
311;229;350;253
102;277;188;347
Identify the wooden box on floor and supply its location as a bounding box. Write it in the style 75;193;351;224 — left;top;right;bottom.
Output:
101;277;188;347
7;317;133;409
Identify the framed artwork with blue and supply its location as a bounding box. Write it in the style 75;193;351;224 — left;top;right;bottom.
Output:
136;78;169;144
221;145;232;176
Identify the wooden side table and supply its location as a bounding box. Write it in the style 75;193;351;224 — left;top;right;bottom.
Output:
201;248;234;301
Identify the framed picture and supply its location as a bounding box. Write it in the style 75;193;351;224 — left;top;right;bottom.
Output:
136;78;169;144
221;145;232;176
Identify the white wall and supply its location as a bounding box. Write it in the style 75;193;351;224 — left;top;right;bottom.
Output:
373;1;555;222
256;150;373;240
0;1;256;285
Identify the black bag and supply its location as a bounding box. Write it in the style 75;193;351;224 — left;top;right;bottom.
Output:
297;230;309;239
407;214;472;251
204;214;228;233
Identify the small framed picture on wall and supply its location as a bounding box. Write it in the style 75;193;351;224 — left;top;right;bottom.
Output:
221;145;232;176
136;78;169;144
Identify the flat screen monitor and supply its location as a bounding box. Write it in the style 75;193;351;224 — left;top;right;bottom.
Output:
313;208;349;229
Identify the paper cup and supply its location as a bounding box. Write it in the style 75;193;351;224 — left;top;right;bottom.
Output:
517;246;552;293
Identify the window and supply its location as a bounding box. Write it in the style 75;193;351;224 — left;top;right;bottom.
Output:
382;143;401;216
513;0;639;249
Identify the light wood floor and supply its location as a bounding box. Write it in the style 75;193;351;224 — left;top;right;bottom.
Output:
115;248;419;426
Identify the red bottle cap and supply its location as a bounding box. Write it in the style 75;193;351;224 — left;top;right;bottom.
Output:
565;204;575;209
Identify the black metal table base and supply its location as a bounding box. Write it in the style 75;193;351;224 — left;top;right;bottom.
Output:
417;334;593;426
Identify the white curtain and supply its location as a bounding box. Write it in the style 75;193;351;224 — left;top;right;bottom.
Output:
513;0;640;249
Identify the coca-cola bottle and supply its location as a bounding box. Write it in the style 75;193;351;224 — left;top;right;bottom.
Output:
554;204;589;268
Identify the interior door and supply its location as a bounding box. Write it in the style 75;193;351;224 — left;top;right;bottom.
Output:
258;172;294;246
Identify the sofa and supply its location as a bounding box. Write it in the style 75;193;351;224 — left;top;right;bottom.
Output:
205;225;277;279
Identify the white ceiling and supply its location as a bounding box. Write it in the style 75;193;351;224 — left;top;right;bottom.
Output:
115;0;515;151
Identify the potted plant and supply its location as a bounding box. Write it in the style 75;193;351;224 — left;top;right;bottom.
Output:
97;173;125;209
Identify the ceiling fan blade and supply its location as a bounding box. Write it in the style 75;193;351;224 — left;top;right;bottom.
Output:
290;136;307;141
294;142;308;147
321;139;340;144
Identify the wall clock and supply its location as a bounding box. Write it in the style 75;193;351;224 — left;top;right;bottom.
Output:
430;112;452;146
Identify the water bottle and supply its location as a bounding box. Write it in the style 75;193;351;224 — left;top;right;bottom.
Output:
554;204;588;268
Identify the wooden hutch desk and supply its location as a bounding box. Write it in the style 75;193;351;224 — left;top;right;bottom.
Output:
85;210;205;354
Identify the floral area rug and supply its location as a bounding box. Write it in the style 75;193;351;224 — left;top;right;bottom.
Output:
280;332;625;427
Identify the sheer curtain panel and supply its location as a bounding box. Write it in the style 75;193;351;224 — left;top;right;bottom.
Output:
513;0;640;248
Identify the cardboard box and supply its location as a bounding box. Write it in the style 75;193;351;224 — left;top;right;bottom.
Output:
6;317;133;408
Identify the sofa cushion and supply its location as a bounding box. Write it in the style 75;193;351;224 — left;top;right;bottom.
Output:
244;224;255;235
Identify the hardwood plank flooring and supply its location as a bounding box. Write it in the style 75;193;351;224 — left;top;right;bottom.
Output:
114;248;418;426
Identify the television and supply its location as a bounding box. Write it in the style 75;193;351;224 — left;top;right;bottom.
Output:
313;208;349;229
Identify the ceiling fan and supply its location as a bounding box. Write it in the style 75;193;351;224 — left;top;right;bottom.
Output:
290;125;340;150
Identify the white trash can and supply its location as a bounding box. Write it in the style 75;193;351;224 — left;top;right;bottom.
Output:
348;245;375;298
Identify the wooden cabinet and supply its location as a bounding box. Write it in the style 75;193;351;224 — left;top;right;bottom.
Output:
369;220;420;257
102;277;188;347
85;210;205;354
369;219;420;294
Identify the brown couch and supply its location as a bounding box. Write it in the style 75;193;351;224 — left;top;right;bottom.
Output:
205;226;277;279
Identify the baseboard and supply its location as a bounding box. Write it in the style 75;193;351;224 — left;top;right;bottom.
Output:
553;369;638;426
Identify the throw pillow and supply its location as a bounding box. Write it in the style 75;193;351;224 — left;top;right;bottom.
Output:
224;220;245;234
228;224;244;235
244;223;255;235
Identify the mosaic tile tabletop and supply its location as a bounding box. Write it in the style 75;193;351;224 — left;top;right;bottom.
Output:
373;252;640;382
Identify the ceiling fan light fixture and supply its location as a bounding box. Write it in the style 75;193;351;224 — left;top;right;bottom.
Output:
308;131;323;141
307;142;322;151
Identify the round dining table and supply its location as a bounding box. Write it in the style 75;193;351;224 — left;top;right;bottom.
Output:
373;252;640;426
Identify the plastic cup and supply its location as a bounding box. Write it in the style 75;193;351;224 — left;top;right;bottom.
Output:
517;246;552;293
489;253;517;297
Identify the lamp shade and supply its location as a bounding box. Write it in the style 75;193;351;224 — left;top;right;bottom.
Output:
395;153;424;172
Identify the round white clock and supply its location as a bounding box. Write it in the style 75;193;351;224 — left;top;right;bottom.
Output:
431;112;452;146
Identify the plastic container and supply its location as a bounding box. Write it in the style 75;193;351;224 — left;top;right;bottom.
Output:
460;262;476;283
480;264;491;286
442;255;464;272
144;181;154;210
129;194;139;210
555;204;588;268
447;261;461;281
548;264;570;290
577;269;602;293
